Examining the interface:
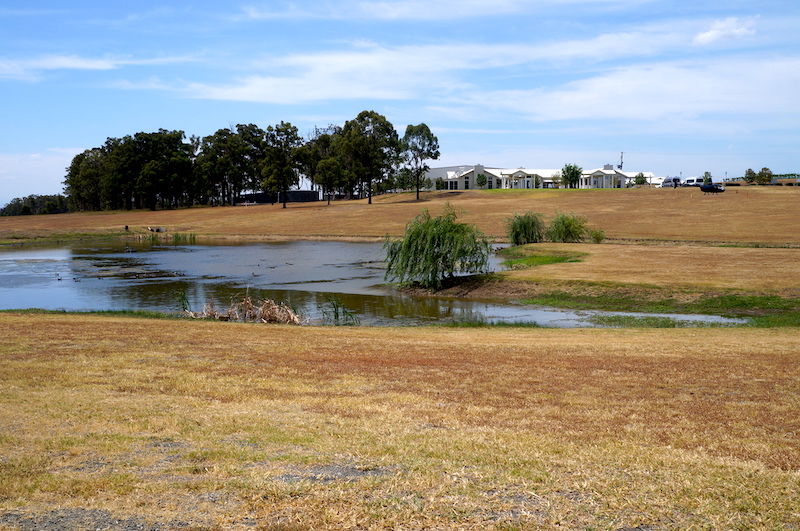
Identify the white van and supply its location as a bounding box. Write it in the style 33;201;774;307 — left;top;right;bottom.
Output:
683;177;703;187
659;177;682;188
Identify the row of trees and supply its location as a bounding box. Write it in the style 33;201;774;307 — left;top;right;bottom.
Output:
0;194;69;216
740;168;800;184
62;110;440;212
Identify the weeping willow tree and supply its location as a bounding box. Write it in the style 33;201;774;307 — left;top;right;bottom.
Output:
507;212;546;246
384;203;491;290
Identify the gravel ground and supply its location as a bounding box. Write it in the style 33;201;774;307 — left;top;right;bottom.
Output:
0;508;193;530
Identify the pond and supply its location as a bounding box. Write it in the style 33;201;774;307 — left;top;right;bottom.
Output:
0;240;743;327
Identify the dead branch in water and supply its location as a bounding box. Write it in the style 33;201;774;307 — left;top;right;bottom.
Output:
186;295;301;324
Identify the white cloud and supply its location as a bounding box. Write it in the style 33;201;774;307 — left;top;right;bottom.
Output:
0;54;195;81
240;0;648;21
172;25;698;104
693;17;757;46
449;56;800;129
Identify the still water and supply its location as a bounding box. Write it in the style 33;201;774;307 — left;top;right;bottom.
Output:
0;240;741;327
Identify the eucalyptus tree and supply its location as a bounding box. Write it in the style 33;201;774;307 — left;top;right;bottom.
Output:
103;135;138;210
197;128;252;206
235;123;269;193
561;163;582;189
298;125;345;205
756;167;774;184
131;130;193;210
261;121;303;209
401;123;440;200
63;148;107;211
341;110;400;204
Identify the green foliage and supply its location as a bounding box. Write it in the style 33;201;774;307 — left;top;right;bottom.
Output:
634;172;647;186
384;203;491;290
547;212;588;243
401;123;440;200
507;212;546;245
560;163;582;189
475;173;488;189
756;167;774;184
261;121;303;208
1;194;69;216
319;295;361;326
588;228;606;244
341;110;400;204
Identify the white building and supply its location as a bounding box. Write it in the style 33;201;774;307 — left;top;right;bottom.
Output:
579;164;657;189
425;163;658;190
425;164;563;191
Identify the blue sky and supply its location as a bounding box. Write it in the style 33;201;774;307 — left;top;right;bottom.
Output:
2;1;799;206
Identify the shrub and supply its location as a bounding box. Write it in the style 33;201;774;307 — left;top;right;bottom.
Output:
384;203;491;290
507;212;546;246
589;228;606;244
547;212;588;243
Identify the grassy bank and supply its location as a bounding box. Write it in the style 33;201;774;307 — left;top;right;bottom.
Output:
1;313;799;529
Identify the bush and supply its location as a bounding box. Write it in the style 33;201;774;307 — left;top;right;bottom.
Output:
507;212;546;246
547;212;588;243
588;228;606;244
384;203;491;290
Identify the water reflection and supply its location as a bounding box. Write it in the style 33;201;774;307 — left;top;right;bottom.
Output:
0;240;743;327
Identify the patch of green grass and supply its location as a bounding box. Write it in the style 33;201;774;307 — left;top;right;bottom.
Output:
521;290;680;314
587;315;728;328
520;289;800;327
441;318;543;328
0;308;184;320
497;246;586;270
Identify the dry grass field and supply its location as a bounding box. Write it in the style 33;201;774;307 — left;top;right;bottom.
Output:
1;186;798;245
1;313;798;530
2;187;799;529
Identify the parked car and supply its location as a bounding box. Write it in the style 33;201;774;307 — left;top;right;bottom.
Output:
659;177;682;188
683;178;703;187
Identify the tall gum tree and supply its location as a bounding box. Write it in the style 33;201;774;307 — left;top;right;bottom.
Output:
261;121;303;209
341;110;399;204
402;123;440;201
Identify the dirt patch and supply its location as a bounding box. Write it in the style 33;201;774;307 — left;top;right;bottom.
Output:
0;508;191;531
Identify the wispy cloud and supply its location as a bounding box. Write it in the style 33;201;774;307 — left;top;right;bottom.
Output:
693;17;758;46
161;24;701;104
450;56;800;128
0;54;196;81
239;0;646;21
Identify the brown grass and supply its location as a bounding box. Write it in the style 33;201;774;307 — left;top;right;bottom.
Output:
2;188;799;529
497;242;800;292
1;186;798;244
1;313;799;529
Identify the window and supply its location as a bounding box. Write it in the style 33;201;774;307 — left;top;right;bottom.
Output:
464;176;470;190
